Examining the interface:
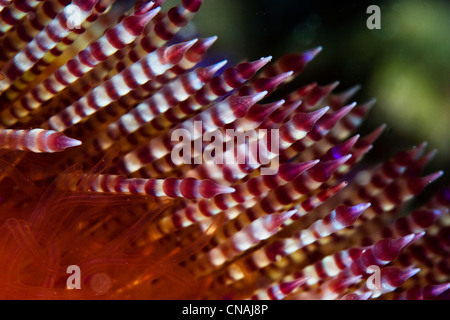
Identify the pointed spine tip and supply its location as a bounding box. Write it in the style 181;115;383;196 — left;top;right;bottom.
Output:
246;100;284;122
408;171;444;194
231;91;268;116
293;106;330;132
279;159;319;181
373;234;415;262
268;209;297;231
335;202;370;226
197;60;228;82
308;155;351;182
426;283;450;298
384;267;421;287
201;35;218;49
280;276;309;294
301;46;323;64
199;179;235;198
56;134;82;150
251;90;268;103
123;6;161;36
165;39;198;64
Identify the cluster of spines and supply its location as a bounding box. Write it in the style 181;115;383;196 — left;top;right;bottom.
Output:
0;0;447;300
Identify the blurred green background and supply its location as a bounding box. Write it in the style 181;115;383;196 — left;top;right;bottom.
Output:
162;0;450;201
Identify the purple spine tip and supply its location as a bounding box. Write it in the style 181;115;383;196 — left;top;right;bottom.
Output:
292;106;330;132
267;209;297;231
199;179;234;198
123;7;160;36
335;202;371;226
308;154;351;182
408;171;444;195
384;267;420;288
323;134;359;161
230;91;267;118
318;102;356;130
278;160;319;181
424;283;450;298
279;276;309;294
164;39;198;64
197;60;227;82
255;71;293;93
55;134;82;149
198;36;218;50
237;57;272;80
246;100;284;123
302;46;323;63
373;234;415;262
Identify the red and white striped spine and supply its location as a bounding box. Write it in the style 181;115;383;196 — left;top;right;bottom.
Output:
261;47;322;80
114;36;219;107
329;125;386;181
239;157;351;224
183;107;330;184
141;99;285;179
349;170;443;219
194;210;296;273
281;82;316;106
88;174;234;199
68;35;219;140
198;170;349;253
293;203;370;246
46;39;197;132
326;99;375;141
3;0;114;101
126;0;203;63
290;275;362;300
0;0;43;36
389;208;448;238
142;35;218;91
247;276;309;300
161;160;320;234
94;60;227;151
0;0;98;92
223;200;365;282
155;70;290;141
353;266;421;298
116;91;267;174
147;57;272;132
338;234;419;281
349;142;427;199
0;0;67;62
393;283;450;300
0;128;81;153
0;4;160;127
154;161;319;237
297;101;374;163
258;101;303;131
224;99;286;135
281;103;356;161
